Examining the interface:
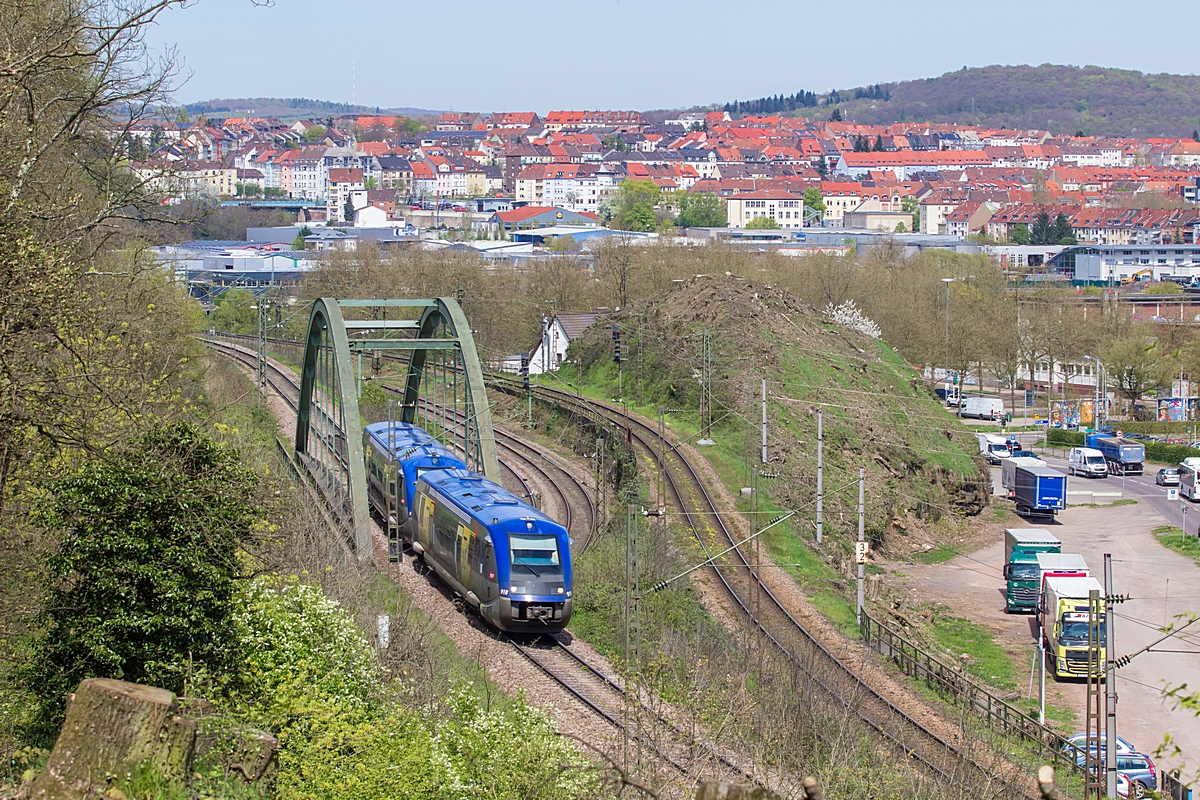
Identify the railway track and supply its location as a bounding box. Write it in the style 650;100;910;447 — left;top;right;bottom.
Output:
201;337;777;793
403;390;594;544
205;334;1027;795
506;633;762;791
510;380;1032;799
203;336;551;509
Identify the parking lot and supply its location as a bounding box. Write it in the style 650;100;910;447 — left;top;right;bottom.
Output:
902;463;1200;773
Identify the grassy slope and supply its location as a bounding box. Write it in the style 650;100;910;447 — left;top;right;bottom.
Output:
549;276;981;636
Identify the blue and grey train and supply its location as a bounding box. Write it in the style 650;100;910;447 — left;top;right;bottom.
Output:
363;421;573;632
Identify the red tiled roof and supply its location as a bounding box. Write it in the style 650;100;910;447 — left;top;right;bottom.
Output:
328;168;363;184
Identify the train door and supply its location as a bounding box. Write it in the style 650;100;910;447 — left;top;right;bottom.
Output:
455;523;473;586
471;536;496;603
418;494;436;550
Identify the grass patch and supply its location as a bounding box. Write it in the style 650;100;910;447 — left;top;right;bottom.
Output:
1111;498;1137;506
910;546;959;565
929;614;1017;690
1153;526;1200;566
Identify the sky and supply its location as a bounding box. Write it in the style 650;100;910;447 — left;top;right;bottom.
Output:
148;0;1200;113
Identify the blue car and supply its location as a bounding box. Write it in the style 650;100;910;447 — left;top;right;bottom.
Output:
1071;748;1157;797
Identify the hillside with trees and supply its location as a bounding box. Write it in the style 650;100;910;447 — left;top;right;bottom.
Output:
725;64;1200;137
181;96;439;122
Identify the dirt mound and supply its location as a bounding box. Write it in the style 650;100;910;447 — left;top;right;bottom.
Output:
570;273;989;555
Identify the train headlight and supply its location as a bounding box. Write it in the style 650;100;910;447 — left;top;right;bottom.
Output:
557;587;564;594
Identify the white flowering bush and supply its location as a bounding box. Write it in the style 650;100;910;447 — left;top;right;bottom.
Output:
227;577;597;799
823;299;882;339
232;576;382;714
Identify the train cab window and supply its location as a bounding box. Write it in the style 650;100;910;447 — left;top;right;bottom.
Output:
509;534;561;575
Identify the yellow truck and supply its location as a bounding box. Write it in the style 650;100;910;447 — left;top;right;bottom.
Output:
1041;575;1106;680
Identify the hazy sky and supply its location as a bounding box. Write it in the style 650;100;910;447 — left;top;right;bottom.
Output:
149;0;1200;112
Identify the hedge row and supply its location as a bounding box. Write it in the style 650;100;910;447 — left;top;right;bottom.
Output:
1046;428;1200;465
1119;421;1200;435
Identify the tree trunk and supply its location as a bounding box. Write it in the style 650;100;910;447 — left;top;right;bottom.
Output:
23;678;196;800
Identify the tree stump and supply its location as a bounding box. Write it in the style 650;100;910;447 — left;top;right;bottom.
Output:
694;781;783;800
23;678;196;800
695;778;822;800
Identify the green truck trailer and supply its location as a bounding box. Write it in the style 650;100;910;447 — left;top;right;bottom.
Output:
1003;528;1061;612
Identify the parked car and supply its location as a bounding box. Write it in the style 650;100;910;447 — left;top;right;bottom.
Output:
1116;752;1158;796
1061;733;1136;756
1072;750;1157;797
1124;433;1150;441
1117;772;1131;798
451;205;467;212
1157;467;1181;486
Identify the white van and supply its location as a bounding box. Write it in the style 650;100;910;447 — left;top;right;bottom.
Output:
978;433;1013;465
1068;447;1108;478
960;396;1006;420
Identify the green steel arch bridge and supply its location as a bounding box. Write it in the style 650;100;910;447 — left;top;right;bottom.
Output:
291;297;499;561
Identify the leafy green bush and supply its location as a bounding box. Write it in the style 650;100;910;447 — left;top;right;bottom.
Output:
1047;429;1085;447
1145;442;1200;465
228;577;596;800
21;423;263;745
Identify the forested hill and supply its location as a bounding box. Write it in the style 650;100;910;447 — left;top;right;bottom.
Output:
182;97;439;121
724;64;1200;137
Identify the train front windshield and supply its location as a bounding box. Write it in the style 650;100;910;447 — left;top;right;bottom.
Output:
509;533;564;596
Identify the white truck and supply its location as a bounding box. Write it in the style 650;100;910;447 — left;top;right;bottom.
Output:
978;432;1013;465
960;396;1006;420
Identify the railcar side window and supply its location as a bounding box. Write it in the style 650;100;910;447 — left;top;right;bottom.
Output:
433;506;458;555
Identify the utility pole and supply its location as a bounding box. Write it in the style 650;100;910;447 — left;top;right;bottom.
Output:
658;407;667;509
595;438;606;528
752;467;760;624
1105;553;1117;798
624;503;640;776
816;411;824;545
1086;588;1104;800
856;467;865;624
1039;607;1046;725
256;301;268;394
698;329;714;445
761;377;767;464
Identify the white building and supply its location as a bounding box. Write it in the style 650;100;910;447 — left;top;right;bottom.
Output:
1061;244;1200;282
528;312;601;374
724;191;804;230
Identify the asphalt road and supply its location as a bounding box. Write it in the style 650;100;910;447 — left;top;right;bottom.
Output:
980;449;1200;773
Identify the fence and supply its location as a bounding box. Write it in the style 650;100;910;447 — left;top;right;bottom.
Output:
1164;771;1194;800
860;610;1085;776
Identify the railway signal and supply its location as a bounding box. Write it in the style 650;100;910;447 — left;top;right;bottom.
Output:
520;352;530;391
612;326;621;363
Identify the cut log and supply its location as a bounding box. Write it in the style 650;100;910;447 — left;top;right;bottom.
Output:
23;678;196;800
695;779;821;800
694;781;783;800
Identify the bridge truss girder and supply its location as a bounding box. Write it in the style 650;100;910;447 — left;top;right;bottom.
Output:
296;297;499;560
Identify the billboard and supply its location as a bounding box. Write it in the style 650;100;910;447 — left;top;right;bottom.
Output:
1159;397;1186;422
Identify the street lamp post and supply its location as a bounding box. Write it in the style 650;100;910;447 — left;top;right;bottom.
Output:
942;278;955;399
